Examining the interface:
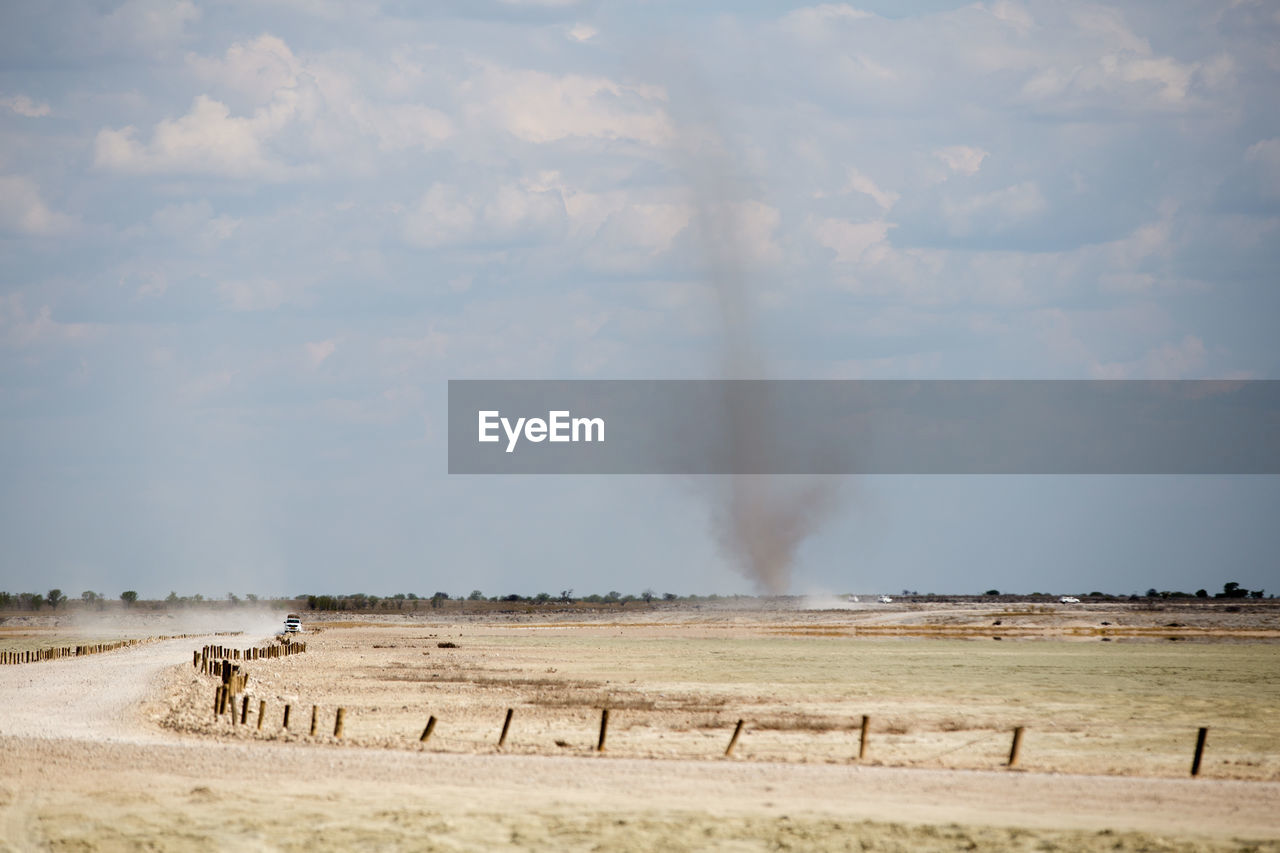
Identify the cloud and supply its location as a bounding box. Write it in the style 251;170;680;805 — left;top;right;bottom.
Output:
934;146;989;176
781;4;874;38
402;179;568;248
98;35;455;178
102;0;200;51
1;94;51;117
1014;7;1205;111
942;181;1046;235
0;175;73;235
149;199;241;250
567;23;597;42
1246;137;1280;195
583;200;692;272
93;94;282;177
844;168;899;210
186;34;301;103
987;0;1034;34
305;339;337;367
178;369;234;401
0;294;90;348
216;277;308;311
811;218;892;265
1092;335;1207;379
467;64;671;145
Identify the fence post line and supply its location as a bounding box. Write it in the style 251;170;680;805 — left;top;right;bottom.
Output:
420;716;437;743
725;719;745;757
498;708;514;748
858;715;870;760
1191;727;1208;777
597;708;610;753
1008;726;1025;767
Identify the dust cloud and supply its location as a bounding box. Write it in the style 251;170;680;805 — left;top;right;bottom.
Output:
679;105;839;596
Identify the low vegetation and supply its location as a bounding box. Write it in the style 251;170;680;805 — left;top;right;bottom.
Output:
0;582;1268;614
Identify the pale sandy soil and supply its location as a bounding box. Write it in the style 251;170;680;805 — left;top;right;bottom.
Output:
1;606;1278;851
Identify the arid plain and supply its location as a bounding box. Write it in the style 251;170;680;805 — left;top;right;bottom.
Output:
2;599;1279;851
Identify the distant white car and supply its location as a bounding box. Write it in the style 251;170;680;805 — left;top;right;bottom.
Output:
283;613;302;633
877;595;893;604
1059;596;1080;604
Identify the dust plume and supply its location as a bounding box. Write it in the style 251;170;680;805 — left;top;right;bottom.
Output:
679;110;838;596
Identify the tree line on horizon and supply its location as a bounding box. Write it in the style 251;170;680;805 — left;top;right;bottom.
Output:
0;582;1269;612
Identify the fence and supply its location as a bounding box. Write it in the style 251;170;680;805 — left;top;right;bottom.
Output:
193;686;1230;779
194;640;306;676
181;643;1261;780
1;632;242;665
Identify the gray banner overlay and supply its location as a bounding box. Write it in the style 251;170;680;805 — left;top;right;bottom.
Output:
448;380;1280;475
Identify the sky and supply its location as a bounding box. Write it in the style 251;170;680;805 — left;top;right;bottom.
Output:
1;0;1278;601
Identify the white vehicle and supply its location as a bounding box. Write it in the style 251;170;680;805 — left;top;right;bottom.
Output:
283;613;302;633
1059;596;1080;604
877;595;893;604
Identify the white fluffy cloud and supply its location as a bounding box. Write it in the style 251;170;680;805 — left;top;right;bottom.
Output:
95;35;454;178
94;94;283;177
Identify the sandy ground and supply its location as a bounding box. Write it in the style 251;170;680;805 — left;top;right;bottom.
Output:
2;607;1279;851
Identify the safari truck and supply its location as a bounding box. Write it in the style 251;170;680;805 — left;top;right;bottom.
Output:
283;614;302;633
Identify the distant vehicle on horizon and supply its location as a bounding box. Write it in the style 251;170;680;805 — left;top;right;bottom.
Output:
1059;596;1080;604
283;614;302;633
877;595;893;604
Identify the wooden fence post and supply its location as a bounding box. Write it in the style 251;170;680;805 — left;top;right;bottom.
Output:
725;719;745;757
1191;727;1208;777
858;715;870;760
597;708;610;752
240;695;249;725
1008;726;1024;767
257;699;266;730
310;705;318;736
420;716;437;743
283;705;291;730
334;708;345;738
498;708;513;748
